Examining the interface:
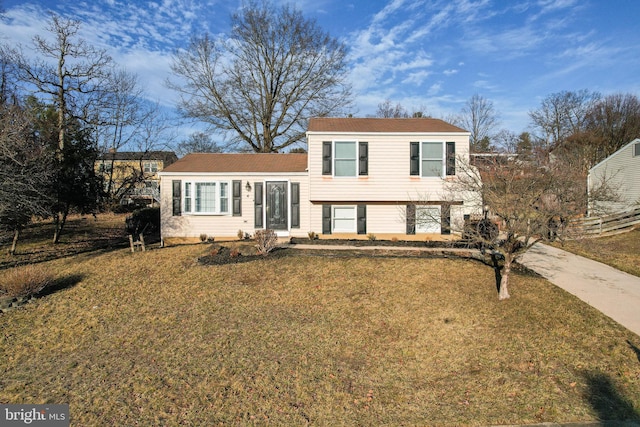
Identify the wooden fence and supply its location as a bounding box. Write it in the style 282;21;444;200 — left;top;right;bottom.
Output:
568;206;640;237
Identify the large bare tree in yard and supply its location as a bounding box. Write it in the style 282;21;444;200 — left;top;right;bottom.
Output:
448;156;616;300
168;2;352;153
9;15;116;242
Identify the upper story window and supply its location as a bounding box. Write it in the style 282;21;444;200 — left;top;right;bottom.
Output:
143;161;158;173
322;141;368;177
183;181;229;215
335;142;357;176
634;141;640;157
410;141;456;177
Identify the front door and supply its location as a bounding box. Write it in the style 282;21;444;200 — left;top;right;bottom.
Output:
266;181;288;230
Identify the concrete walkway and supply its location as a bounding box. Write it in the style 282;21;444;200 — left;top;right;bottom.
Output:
519;243;640;337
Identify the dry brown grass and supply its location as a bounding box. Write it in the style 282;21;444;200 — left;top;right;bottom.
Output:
558;228;640;277
0;213;130;269
0;236;639;425
1;218;639;424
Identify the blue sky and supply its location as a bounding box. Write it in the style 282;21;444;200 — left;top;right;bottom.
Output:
1;0;639;143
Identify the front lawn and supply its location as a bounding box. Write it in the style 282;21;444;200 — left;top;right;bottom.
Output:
1;241;639;425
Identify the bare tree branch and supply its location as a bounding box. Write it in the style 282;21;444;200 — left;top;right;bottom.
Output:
167;2;352;153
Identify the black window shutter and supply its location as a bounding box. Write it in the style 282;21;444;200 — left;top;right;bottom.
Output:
291;182;300;228
406;204;416;235
441;204;451;235
359;142;368;176
357;204;367;235
322;204;332;234
232;180;242;216
410;142;420;175
322;141;332;175
254;182;263;228
172;180;181;216
446;142;456;176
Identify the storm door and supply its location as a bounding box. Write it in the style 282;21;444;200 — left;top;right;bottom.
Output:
266;181;288;230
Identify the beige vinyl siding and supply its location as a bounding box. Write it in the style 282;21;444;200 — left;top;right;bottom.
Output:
160;173;310;241
588;139;640;214
308;132;470;202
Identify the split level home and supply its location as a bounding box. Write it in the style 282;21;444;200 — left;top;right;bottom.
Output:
159;117;480;244
588;138;640;215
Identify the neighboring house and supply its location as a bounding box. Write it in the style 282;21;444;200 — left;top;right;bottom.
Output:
588;138;640;215
96;151;178;207
159;118;479;243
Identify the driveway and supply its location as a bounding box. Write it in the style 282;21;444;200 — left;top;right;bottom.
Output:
518;243;640;337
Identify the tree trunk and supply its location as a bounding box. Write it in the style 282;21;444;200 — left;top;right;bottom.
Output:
10;227;20;255
498;253;512;300
52;212;61;244
52;205;70;244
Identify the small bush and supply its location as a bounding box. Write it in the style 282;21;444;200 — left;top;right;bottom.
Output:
230;248;240;258
308;231;317;240
391;237;399;242
199;233;208;242
0;265;54;298
237;229;244;240
367;233;377;241
254;229;278;255
210;248;219;256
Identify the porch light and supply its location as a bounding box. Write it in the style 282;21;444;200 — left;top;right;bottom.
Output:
245;181;252;192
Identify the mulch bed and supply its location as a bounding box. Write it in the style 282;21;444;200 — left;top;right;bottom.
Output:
198;239;480;266
289;237;476;248
198;246;292;265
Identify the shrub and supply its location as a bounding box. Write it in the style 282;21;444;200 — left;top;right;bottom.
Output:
391;237;399;242
210;248;219;256
237;229;244;240
199;233;208;242
308;231;317;240
230;248;240;258
367;233;377;241
125;207;160;236
0;265;54;298
254;229;278;255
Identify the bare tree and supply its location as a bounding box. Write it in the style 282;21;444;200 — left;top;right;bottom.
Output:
529;89;600;154
168;2;352;153
584;93;640;160
446;156;616;300
453;94;499;153
175;132;223;157
376;99;409;118
9;14;118;242
0;102;54;254
12;14;124;243
94;70;175;206
13;14;114;153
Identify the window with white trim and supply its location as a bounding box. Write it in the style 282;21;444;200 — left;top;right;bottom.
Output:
183;181;230;214
634;142;640;157
335;141;357;176
143;161;158;173
333;206;356;232
416;206;441;233
422;142;444;177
